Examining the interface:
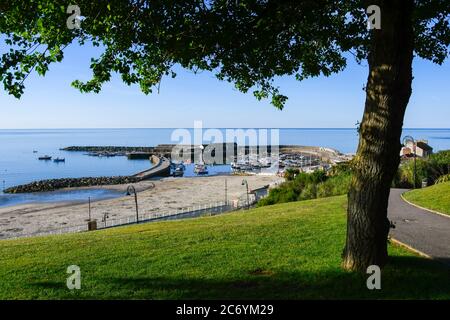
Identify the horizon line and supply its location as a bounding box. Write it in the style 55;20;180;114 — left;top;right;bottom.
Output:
0;127;449;130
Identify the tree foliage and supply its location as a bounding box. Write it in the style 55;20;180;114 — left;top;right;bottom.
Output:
1;1;448;106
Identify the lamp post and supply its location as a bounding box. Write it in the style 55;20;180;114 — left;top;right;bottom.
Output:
126;185;139;223
88;197;91;221
225;179;228;205
403;136;416;189
102;212;109;228
241;179;249;209
199;144;205;164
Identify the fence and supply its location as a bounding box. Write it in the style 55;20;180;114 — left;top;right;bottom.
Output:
97;200;238;229
2;197;259;240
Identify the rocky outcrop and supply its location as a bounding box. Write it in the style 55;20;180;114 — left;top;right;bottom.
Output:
4;176;141;194
4;155;172;194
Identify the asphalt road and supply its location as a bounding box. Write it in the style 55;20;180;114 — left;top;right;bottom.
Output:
388;188;450;266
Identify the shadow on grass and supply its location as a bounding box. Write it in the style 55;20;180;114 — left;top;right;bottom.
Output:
30;281;64;290
435;257;450;267
29;256;449;300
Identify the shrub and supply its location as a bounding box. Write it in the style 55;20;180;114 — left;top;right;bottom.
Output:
258;169;348;206
257;183;298;206
284;168;300;181
298;183;317;201
394;150;450;188
435;173;450;184
429;150;450;169
317;172;352;198
328;161;353;176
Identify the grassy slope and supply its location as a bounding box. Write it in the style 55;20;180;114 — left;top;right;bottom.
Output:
0;195;449;300
403;182;450;216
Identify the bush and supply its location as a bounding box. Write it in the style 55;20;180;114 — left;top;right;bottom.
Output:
317;172;352;198
394;150;450;188
257;183;298;206
429;150;450;169
258;169;349;206
328;161;353;176
299;183;317;200
435;173;450;184
284;168;300;181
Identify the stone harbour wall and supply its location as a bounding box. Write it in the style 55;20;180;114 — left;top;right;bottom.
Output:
4;176;141;194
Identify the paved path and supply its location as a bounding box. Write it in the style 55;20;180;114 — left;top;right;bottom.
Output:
388;188;450;266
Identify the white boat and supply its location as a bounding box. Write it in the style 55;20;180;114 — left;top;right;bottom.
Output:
177;162;186;171
173;167;184;177
194;163;208;175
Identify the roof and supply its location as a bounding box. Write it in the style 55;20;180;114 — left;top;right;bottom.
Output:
416;141;433;151
249;185;270;193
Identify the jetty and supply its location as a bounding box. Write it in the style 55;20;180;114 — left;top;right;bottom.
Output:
133;156;171;180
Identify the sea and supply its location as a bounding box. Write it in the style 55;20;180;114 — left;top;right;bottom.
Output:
0;128;449;208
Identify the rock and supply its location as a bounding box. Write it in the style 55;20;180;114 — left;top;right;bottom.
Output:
4;175;142;194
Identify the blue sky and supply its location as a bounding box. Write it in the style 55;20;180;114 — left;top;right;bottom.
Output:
0;43;449;129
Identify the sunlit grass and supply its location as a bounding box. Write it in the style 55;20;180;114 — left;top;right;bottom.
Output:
0;196;449;299
403;182;450;216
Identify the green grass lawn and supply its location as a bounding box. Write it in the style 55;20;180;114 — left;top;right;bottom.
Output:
0;195;449;299
403;182;450;216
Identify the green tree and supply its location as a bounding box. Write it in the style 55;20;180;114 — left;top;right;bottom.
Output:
0;1;448;271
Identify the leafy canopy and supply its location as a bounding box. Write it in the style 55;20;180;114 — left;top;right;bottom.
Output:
0;1;449;107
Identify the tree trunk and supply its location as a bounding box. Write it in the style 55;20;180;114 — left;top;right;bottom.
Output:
342;0;414;272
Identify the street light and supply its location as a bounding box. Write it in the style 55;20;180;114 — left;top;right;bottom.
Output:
403;135;417;189
199;144;205;164
225;179;228;204
241;179;249;209
102;212;109;228
126;185;139;223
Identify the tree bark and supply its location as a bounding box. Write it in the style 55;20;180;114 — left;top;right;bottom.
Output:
342;0;415;272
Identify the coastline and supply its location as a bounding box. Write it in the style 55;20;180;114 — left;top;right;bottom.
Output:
0;175;283;239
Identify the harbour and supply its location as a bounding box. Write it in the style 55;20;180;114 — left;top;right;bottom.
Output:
1;128;449;207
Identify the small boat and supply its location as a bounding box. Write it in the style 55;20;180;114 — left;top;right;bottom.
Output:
172;162;186;177
173;167;184;177
53;158;65;163
38;155;52;160
33;150;38;153
194;163;208;175
176;162;186;171
171;161;186;170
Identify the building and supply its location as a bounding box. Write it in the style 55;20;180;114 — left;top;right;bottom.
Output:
249;185;270;201
416;141;433;157
400;140;433;158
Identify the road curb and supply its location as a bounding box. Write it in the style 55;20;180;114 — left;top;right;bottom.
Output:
400;192;450;219
390;238;432;259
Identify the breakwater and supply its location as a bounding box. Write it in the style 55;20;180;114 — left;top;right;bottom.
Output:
4;176;141;194
62;144;344;164
4;156;171;194
62;146;155;152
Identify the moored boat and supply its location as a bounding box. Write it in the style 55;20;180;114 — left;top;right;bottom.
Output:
194;163;208;175
173;167;184;177
38;155;52;160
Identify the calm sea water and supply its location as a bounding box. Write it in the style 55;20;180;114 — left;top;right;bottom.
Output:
0;128;449;207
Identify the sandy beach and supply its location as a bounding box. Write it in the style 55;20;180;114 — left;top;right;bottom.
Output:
0;175;283;239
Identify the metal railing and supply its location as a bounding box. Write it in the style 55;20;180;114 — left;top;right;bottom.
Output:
1;198;258;240
97;200;238;229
